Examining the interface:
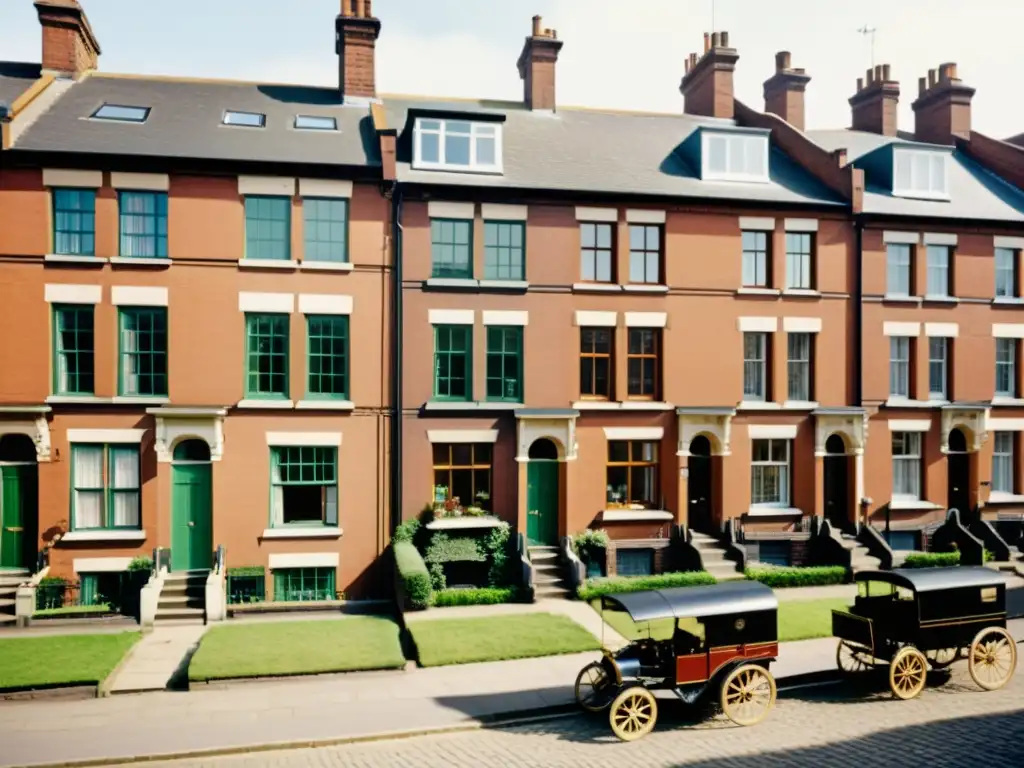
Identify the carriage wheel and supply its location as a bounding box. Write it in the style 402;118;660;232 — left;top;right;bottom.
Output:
968;627;1017;691
608;686;658;742
575;662;616;712
720;664;777;726
925;648;959;670
836;640;873;675
888;647;927;700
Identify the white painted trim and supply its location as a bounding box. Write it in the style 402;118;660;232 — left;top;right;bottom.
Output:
66;429;146;444
427;429;500;444
298;294;353;315
238;176;296;197
265;432;342;447
924;322;959;338
993;324;1024;339
747;424;798;440
482;310;528;326
261;528;342;540
739;217;775;231
887;419;932;433
110;172;170;191
238;259;298;270
987;418;1024;432
883;321;921;337
111;286;168;307
429;309;474;325
737;316;778;333
481;203;528;221
73;557;133;574
574;310;617;327
575;206;617;222
994;236;1024;250
883;231;920;245
238;292;294;313
44;284;101;305
625;311;667;328
746;507;803;517
300;261;354;272
601;510;673;522
889;499;943;511
237;399;295;410
784;218;819;232
294;400;355;411
43;168;102;188
299;178;353;199
603;427;664;440
986;491;1024;504
625;209;666;224
269;552;339;569
60;530;147;543
923;232;957;246
428;201;474;220
782;317;822;333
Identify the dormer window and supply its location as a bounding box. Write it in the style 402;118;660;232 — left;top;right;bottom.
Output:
701;130;769;183
893;148;949;200
223;110;266;128
91;104;150;123
413;118;502;173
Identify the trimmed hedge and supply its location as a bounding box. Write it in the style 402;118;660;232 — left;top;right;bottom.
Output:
578;571;716;601
394;541;432;610
745;566;848;588
431;587;517;607
902;551;961;568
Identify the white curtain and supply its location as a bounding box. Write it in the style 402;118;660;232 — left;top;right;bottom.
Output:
122;322;139;395
111;448;140;527
324;485;338;526
74;447;103;528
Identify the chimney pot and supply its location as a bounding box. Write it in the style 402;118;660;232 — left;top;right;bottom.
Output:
355;0;365;16
856;77;864;91
518;13;564;110
712;32;721;47
763;50;811;130
341;0;353;16
874;64;883;81
703;32;710;53
532;15;542;36
928;68;937;87
881;64;891;81
850;62;899;135
913;61;975;144
720;31;729;47
681;31;738;119
948;63;958;80
775;51;791;72
919;76;927;95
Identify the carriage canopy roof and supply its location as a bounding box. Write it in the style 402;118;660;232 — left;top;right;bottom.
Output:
854;567;1007;594
603;580;777;623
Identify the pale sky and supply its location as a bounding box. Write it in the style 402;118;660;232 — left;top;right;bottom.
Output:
1;0;1022;138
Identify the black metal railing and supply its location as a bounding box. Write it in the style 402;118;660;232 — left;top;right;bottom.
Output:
213;545;226;573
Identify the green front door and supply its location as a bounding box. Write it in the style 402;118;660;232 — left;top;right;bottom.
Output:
0;465;35;570
526;461;559;545
171;463;213;571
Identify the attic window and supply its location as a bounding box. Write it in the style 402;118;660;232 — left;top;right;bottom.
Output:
91;104;150;123
413;118;502;173
295;115;337;131
700;130;769;183
893;148;949;200
223;110;266;128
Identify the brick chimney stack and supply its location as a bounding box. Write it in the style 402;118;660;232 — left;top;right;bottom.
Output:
912;63;975;145
517;15;563;111
762;51;811;131
849;64;899;136
34;0;101;79
336;0;381;101
680;31;740;119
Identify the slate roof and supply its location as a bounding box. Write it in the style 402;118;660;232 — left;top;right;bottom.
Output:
807;129;1024;223
0;61;41;107
12;73;380;169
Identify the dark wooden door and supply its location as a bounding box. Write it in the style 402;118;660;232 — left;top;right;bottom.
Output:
687;436;713;533
947;429;970;517
824;454;849;531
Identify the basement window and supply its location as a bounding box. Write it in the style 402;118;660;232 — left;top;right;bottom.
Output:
223;110;266;128
700;129;769;183
91;104;150;123
413;118;502;173
295;115;338;131
892;148;950;200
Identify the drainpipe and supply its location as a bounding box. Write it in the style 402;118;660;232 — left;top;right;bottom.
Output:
853;216;864;407
389;185;404;535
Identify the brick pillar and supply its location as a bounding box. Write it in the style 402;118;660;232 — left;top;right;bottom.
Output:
605;540;617;577
156;459;172;549
771;226;786;291
813;453;825;518
914;336;929;402
677;453;690;527
616;215;629;286
772;332;787;403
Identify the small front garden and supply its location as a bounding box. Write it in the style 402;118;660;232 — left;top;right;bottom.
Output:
902;550;994;568
0;632;140;691
34;557;151;619
188;617;406;682
744;565;847;588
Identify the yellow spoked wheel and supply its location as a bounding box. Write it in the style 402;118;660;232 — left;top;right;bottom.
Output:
720;664;777;726
608;686;658;742
889;647;927;700
968;627;1017;691
925;647;959;670
836;640;873;675
575;662;616;712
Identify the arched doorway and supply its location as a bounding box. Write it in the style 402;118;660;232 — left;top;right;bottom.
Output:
947;428;970;517
687;436;713;533
0;434;37;570
171;439;213;572
526;438;559;545
823;434;849;532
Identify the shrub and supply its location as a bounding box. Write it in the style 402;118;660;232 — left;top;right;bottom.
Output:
903;551;961;568
578;571;716;601
227;566;265;577
394;541;432;610
425;533;487;563
571;528;610;555
127;556;153;572
745;566;848;588
428;561;446;591
393;519;420;545
431;587;517;607
484;522;512;587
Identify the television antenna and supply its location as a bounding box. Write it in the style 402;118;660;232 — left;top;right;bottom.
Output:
858;25;877;69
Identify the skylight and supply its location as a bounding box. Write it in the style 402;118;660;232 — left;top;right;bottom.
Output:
412;118;502;174
223;110;266;128
295;115;338;131
700;130;769;183
91;104;150;123
892;147;949;200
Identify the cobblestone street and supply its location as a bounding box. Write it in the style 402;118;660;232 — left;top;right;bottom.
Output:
145;667;1023;768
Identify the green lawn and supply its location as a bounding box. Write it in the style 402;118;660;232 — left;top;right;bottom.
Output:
409;613;601;667
188;617;406;682
0;632;140;691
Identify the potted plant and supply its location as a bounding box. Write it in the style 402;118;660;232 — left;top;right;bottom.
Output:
572;529;610;578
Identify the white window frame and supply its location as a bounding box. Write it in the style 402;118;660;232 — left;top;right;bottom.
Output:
892;148;950;200
996;338;1017;397
887;243;912;297
701;130;770;183
927;337;948;401
743;332;768;401
785;232;813;290
751;438;790;508
890;337;911;398
925;245;951;298
992;432;1015;495
995;247;1018;299
892;432;922;500
412;118;503;174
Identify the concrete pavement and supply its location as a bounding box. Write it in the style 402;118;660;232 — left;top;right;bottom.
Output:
106;624;209;694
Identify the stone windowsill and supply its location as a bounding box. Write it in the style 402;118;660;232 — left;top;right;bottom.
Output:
113;396;171;405
623;284;670;294
295;399;355;411
737;401;783;411
422;278;530;292
992;297;1024;306
479;279;529;292
782;288;822;298
986;493;1024;505
882;295;922;304
889;499;944;511
884;397;940;409
991;397;1024;407
572;282;623;294
782;400;819;410
571;400;674;411
44;254;105;265
423;401;522;412
109;257;173;267
746;507;803;517
45;395;114;405
736;287;780;297
238;258;299;269
60;530;147;543
426;515;504;530
237;399;296;409
261;527;343;539
299;261;353;272
923;295;959;304
600;509;674;523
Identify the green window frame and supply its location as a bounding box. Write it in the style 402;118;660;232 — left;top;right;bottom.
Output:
245;196;291;261
270;446;338;527
303;198;348;263
433;325;472;401
430;219;472;279
119;307;168;397
119;191;168;258
53;304;95;395
79;572;120;607
486;326;523;402
273;567;336;602
53;188;96;256
483;221;525;281
245;313;289;399
306;315;349;400
70;444;141;531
